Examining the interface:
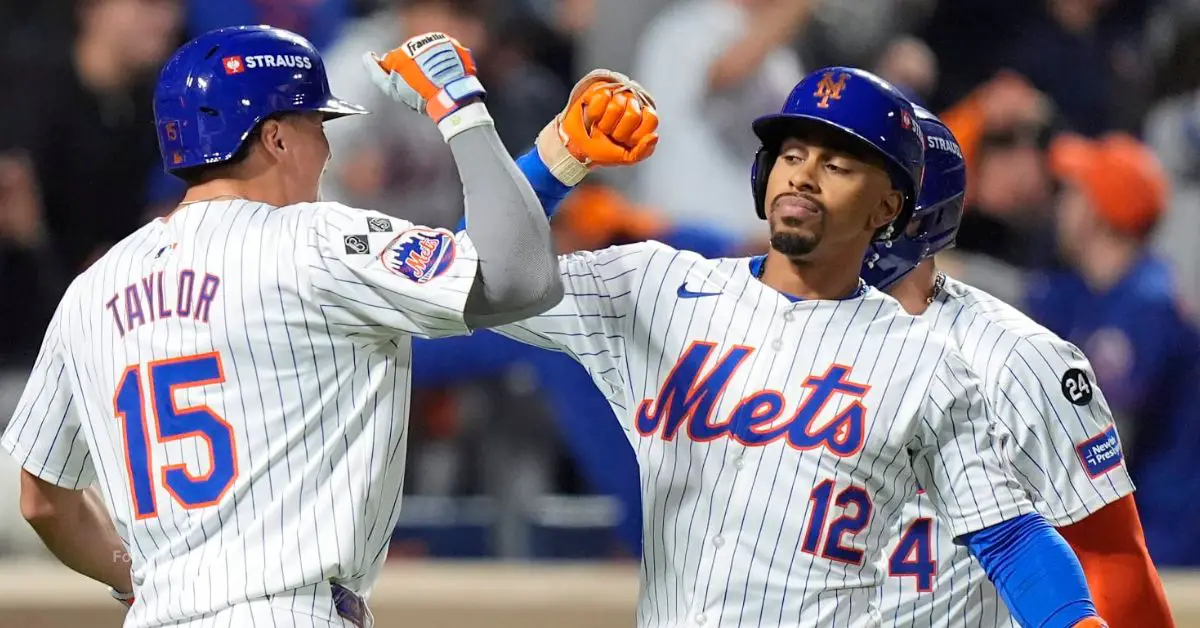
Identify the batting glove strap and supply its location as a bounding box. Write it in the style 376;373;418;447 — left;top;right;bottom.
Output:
536;115;590;186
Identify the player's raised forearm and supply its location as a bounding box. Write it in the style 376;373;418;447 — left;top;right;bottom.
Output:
450;117;563;326
20;474;132;592
363;33;562;326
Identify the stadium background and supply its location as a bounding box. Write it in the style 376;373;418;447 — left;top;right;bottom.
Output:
3;0;1200;623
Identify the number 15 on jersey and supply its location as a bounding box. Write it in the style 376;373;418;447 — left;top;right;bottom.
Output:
113;352;239;519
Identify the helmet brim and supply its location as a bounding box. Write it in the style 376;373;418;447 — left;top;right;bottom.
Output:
315;96;369;119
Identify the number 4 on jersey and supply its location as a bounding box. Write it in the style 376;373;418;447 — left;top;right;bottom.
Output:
114;352;238;518
889;518;937;591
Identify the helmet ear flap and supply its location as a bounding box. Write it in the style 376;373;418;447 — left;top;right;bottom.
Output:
751;146;775;220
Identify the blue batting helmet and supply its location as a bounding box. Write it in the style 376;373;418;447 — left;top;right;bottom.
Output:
861;106;966;290
750;67;925;241
153;25;367;173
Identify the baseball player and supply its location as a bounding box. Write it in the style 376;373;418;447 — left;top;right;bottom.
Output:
0;26;652;627
866;109;1174;627
471;67;1109;626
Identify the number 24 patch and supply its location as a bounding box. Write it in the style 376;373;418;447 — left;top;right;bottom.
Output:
1060;368;1093;406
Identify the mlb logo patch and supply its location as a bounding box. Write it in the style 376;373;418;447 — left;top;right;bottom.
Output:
223;56;245;75
1076;426;1123;479
381;228;456;283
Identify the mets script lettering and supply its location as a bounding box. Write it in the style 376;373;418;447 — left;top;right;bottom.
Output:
635;341;869;456
406;238;440;276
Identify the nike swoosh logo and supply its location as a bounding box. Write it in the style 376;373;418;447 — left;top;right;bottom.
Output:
677;283;722;299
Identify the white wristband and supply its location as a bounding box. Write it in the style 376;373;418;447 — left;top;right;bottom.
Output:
535;116;589;186
436;101;494;142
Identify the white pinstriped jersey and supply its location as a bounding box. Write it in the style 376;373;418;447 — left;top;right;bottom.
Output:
878;275;1134;627
0;200;479;627
494;242;1034;627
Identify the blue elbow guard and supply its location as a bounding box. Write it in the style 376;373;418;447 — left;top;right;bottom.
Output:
963;513;1098;628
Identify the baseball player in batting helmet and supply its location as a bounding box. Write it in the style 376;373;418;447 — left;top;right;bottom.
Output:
443;65;1111;626
153;25;367;195
750;67;926;245
5;19;668;625
861;107;1168;627
2;22;633;626
860;106;966;290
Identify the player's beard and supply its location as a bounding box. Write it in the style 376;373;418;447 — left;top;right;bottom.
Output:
770;228;818;256
768;198;825;257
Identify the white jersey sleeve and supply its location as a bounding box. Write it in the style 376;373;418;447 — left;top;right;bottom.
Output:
303;203;480;340
492;241;665;405
993;336;1134;526
0;303;95;489
910;348;1034;540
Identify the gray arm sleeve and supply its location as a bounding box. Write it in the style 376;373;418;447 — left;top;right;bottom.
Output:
450;123;564;328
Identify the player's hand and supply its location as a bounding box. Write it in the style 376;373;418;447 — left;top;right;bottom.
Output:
110;587;135;609
362;32;487;132
536;69;659;186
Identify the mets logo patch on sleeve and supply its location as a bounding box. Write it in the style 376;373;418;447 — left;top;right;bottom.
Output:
381;228;457;283
1076;426;1123;478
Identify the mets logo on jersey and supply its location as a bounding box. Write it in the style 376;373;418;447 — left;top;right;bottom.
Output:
1076;425;1123;478
382;228;456;283
635;341;869;456
814;72;849;109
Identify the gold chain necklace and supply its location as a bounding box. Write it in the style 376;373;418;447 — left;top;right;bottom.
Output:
927;271;947;306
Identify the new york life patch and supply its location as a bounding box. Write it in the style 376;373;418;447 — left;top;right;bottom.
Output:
381;228;457;283
1076;425;1123;479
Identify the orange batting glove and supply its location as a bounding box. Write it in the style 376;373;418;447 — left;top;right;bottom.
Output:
1072;618;1109;627
536;69;659;186
363;32;490;141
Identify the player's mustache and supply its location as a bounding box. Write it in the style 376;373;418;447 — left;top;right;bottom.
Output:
771;192;826;216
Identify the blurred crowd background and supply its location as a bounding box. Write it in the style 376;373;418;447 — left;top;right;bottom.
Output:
1;0;1200;572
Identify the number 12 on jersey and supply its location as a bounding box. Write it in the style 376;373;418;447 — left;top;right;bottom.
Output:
801;480;872;564
113;352;238;519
